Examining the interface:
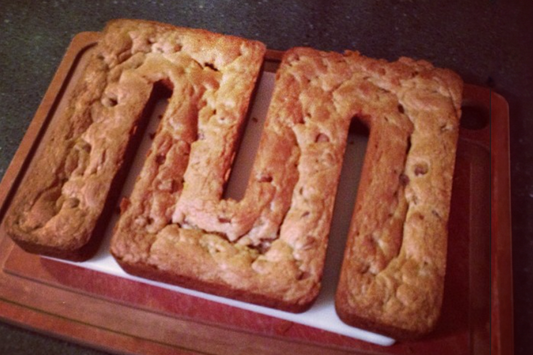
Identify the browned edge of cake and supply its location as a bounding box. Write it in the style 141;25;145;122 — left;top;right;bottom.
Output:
115;257;313;313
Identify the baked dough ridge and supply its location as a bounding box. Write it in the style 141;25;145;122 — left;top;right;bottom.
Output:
4;19;266;261
331;51;463;338
113;40;462;319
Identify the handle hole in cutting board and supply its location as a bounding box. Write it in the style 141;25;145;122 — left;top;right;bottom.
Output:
460;103;490;130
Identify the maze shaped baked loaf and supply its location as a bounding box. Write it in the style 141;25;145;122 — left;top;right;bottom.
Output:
5;19;462;337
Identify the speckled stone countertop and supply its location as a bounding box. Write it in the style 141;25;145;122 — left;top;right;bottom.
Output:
0;1;531;354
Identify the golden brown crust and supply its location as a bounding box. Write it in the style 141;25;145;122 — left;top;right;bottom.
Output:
114;42;461;316
4;19;266;261
5;18;462;327
111;46;367;312
332;51;463;338
111;42;461;317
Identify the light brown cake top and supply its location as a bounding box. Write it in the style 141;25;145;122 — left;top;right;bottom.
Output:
112;38;461;314
332;48;462;337
5;19;265;256
5;17;463;331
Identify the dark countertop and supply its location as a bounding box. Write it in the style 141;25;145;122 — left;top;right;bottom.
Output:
0;1;530;354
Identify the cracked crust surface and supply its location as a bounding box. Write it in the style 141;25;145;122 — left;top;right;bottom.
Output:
4;19;266;260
